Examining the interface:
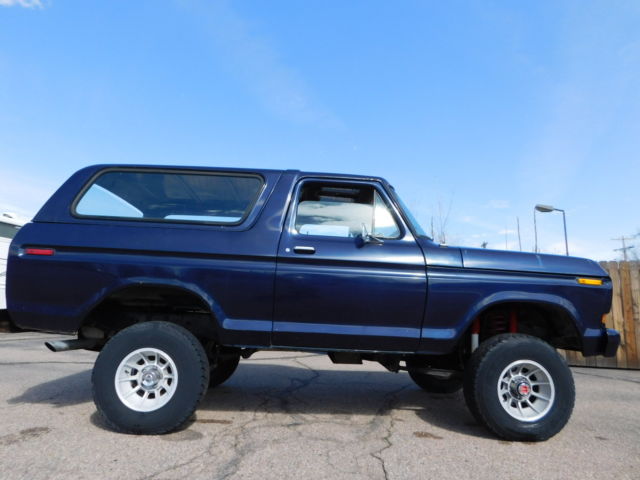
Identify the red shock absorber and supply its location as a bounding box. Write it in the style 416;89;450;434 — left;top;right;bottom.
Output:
473;308;518;352
509;308;518;333
485;312;508;336
471;317;480;352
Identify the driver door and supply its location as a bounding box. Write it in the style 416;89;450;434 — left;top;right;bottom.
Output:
273;179;427;352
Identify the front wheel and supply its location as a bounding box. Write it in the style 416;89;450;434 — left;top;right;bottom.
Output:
92;321;210;434
463;334;575;441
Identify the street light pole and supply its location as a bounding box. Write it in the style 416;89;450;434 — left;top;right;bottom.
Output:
533;207;539;253
534;204;569;256
560;209;568;256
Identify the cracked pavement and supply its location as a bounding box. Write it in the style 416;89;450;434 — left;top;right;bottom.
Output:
1;332;639;480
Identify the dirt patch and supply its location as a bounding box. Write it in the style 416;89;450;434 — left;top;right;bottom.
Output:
196;418;233;424
162;430;204;442
413;431;443;440
0;427;50;446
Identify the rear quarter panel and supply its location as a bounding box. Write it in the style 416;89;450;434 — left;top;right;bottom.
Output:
7;167;293;344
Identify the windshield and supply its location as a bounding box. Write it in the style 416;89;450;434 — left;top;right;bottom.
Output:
388;186;430;239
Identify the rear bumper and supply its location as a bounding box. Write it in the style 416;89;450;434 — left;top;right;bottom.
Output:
0;309;10;332
0;309;26;333
582;327;621;357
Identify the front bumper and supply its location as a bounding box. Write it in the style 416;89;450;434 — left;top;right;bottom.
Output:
602;328;621;357
582;327;621;358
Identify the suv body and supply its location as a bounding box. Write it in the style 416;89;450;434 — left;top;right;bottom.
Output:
6;165;619;440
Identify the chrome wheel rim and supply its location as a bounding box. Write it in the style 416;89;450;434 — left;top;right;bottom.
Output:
115;348;178;412
497;359;555;422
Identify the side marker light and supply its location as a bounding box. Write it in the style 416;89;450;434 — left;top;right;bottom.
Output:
577;278;603;286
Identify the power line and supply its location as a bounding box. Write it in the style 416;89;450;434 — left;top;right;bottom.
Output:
612;235;637;261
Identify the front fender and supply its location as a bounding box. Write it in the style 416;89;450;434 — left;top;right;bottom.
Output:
419;291;580;355
459;290;581;335
418;267;592;354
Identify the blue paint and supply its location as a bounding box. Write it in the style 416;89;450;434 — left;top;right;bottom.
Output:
6;165;617;358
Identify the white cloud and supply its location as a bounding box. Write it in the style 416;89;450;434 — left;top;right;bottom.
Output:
485;199;510;209
538;240;613;262
182;0;340;127
460;215;506;233
0;167;58;219
0;0;42;8
517;3;640;201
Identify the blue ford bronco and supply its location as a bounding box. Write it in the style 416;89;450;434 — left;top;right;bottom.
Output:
6;165;619;440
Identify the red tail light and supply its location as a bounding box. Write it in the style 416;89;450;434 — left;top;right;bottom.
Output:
24;248;55;256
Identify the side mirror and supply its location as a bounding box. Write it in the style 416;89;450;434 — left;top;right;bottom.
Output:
357;223;384;247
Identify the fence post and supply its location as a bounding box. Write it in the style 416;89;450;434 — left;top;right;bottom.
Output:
597;262;618;368
620;262;638;368
607;262;627;368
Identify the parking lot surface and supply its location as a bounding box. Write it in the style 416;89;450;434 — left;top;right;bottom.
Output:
1;332;639;480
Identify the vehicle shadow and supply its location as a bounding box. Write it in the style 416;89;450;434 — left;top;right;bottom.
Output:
8;362;492;439
8;369;93;407
203;362;491;439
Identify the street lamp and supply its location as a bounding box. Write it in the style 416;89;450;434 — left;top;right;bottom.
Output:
533;204;569;256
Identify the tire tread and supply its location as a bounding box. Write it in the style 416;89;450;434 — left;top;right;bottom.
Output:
463;333;575;441
92;321;210;435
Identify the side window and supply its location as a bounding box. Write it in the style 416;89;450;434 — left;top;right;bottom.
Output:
294;182;401;239
373;191;401;238
74;170;263;225
76;184;143;218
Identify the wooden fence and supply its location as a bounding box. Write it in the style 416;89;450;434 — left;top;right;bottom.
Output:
563;261;640;369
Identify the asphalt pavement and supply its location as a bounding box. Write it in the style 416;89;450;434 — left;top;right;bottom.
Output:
1;332;639;480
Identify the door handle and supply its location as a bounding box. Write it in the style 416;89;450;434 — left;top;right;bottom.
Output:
293;246;316;255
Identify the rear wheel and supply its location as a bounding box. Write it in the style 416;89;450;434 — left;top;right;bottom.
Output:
92;321;209;434
463;333;574;441
209;354;240;388
408;370;462;394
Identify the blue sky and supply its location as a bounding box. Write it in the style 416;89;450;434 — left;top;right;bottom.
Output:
1;0;639;260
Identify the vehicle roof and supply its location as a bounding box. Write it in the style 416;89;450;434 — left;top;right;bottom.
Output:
84;164;389;184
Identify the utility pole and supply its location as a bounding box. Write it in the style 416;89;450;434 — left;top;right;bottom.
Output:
516;217;522;251
612;235;636;261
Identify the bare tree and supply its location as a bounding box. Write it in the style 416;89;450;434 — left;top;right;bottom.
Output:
431;198;453;244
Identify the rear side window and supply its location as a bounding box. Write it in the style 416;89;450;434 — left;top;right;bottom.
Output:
74;170;263;225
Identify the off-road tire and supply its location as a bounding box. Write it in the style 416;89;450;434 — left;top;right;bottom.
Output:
92;321;209;434
463;333;575;441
